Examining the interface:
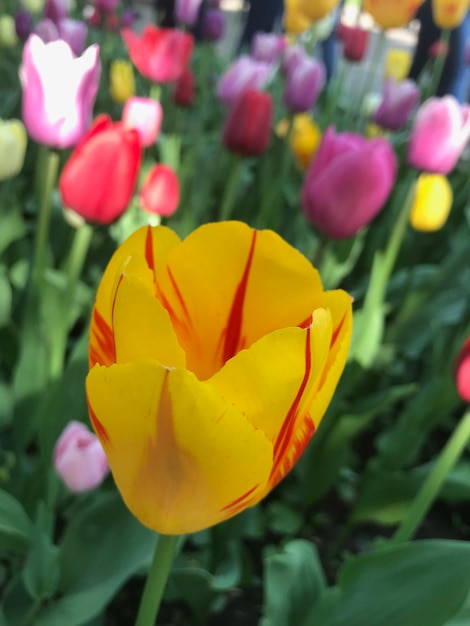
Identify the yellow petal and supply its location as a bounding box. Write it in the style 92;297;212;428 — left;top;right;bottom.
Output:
154;221;324;380
86;361;273;534
113;273;186;367
410;174;453;232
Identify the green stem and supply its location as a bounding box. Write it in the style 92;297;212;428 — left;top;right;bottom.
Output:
355;30;387;131
135;534;180;626
219;156;243;221
428;29;451;99
324;61;346;128
391;410;470;544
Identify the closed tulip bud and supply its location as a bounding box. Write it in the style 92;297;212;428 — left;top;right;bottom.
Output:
54;421;109;492
284;0;311;34
277;114;322;170
299;0;340;21
429;39;449;59
0;119;27;181
121;9;135;28
217;56;272;106
34;18;59;43
44;0;69;24
410;174;452;231
140;164;180;217
431;0;469;29
301;127;397;239
15;10;33;40
85;6;102;27
222;89;273;157
57;18;88;55
122;96;163;147
384;48;412;82
408;96;470;174
59;114;142;224
283;56;326;113
175;0;203;26
202;10;225;41
340;24;369;62
173;67;196;107
281;44;306;76
94;0;118;13
110;59;135;104
373;78;420;131
251;33;286;64
363;0;424;29
454;337;470;403
0;15;19;47
20;35;101;149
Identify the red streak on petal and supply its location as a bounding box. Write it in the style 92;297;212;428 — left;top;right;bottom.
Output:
330;310;346;349
221;483;259;514
271;416;315;490
223;230;257;364
270;326;312;480
167;266;190;320
90;307;116;367
87;401;110;446
299;314;313;329
145;226;155;272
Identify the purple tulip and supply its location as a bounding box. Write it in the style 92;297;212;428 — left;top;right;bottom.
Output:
373;78;420;131
281;44;306;76
175;0;203;26
34;18;59;43
202;9;225;42
57;18;88;56
217;55;273;105
283;56;325;113
54;421;109;492
301;128;397;239
15;10;33;40
20;34;101;149
251;33;287;64
121;9;135;28
408;96;470;174
44;0;69;24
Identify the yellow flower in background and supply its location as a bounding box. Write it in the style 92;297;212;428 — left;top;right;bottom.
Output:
363;0;424;29
365;122;389;138
299;0;340;21
431;0;470;28
110;60;135;105
0;119;27;181
277;115;322;170
86;222;352;535
19;0;45;12
0;15;19;48
384;49;412;82
284;0;311;34
410;174;453;232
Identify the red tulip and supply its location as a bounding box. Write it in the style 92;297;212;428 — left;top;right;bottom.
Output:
341;24;369;62
140;164;180;217
222;89;273;157
121;25;193;83
455;337;470;403
59;114;142;224
174;67;196;107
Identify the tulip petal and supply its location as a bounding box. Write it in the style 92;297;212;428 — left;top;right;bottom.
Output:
155;221;324;380
113;273;186;367
86;361;273;534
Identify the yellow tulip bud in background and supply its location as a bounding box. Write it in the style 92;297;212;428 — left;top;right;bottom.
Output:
298;0;340;21
384;49;412;82
363;0;424;29
0;15;19;48
110;60;135;105
0;119;27;182
410;174;453;232
20;0;46;12
431;0;470;29
281;114;322;170
284;0;311;34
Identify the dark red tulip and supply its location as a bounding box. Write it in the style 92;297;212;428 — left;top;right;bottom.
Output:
174;67;196;107
222;89;273;157
341;25;369;63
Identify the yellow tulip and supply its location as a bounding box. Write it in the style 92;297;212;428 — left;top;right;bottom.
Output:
431;0;470;28
363;0;424;29
0;119;27;181
410;174;453;232
87;222;352;534
110;60;135;105
277;114;322;170
19;0;45;12
384;49;412;82
298;0;340;21
0;15;18;48
284;0;311;34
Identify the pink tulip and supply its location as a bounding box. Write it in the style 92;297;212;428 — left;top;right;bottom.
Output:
175;0;203;26
373;78;420;131
407;96;470;174
251;33;286;64
217;55;272;105
20;34;100;149
301;128;397;239
54;421;109;492
93;0;119;13
57;18;88;56
140;164;180;216
281;44;306;76
455;337;470;403
44;0;69;24
34;18;59;43
283;56;325;113
122;97;163;147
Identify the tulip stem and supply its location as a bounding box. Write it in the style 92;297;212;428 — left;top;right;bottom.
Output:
135;534;180;626
391;409;470;544
428;29;451;98
355;29;386;131
220;156;243;221
324;60;346;128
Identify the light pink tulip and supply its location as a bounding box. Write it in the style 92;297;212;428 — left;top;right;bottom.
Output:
281;44;306;76
373;78;420;131
301;128;397;239
34;18;59;43
217;55;272;105
283;56;325;113
251;33;286;64
407;96;470;174
57;18;88;56
175;0;203;26
122;97;163;147
54;421;109;492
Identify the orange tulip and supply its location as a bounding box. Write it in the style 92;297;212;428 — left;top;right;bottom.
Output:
431;0;470;28
87;222;352;534
298;0;340;21
363;0;424;29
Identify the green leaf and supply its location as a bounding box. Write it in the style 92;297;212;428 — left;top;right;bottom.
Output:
0;489;32;554
261;540;326;626
0;267;12;328
212;540;243;591
266;501;303;536
0;205;26;256
168;568;215;621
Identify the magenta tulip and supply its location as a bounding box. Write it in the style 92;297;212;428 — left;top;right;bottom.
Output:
407;96;470;174
15;10;32;40
217;55;272;105
202;10;225;41
373;78;420;131
44;0;69;24
20;34;100;149
283;56;325;113
301;128;397;239
122;96;163;147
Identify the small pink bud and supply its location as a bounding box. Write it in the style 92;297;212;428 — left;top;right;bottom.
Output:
140;164;180;216
122;97;163;147
455;337;470;403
